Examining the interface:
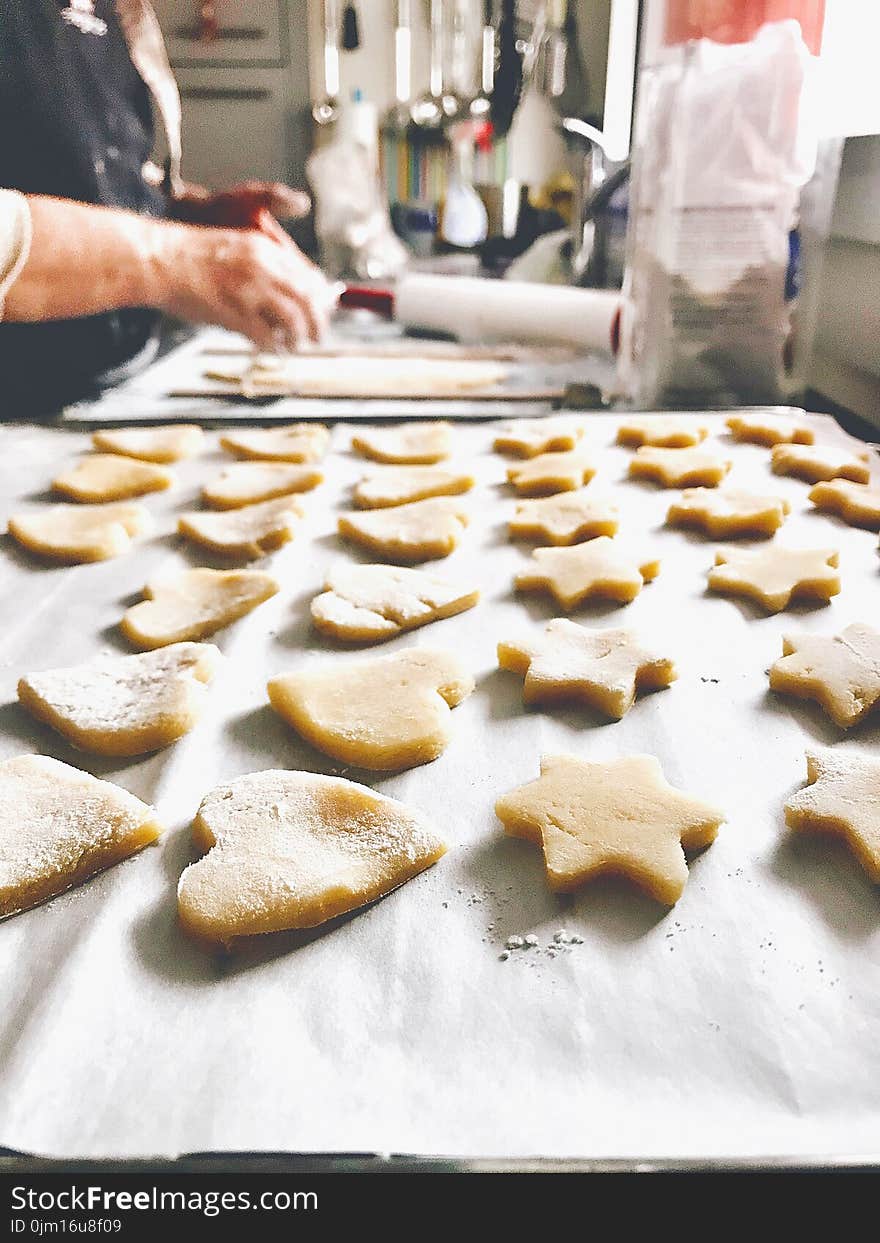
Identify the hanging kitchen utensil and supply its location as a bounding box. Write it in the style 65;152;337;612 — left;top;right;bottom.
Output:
410;0;445;129
469;0;495;120
313;0;341;125
490;0;523;137
341;2;360;52
385;0;413;130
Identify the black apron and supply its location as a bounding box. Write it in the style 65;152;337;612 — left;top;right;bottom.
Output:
0;0;167;413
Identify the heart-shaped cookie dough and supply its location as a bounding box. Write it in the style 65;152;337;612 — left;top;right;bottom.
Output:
177;769;447;945
18;643;220;756
338;496;469;563
311;563;479;642
8;502;152;562
220;424;329;463
0;754;162;919
53;454;174;502
268;648;474;771
121;568;279;648
178;496;303;558
202;461;323;509
352;422;452;464
92;425;204;463
353;465;474;509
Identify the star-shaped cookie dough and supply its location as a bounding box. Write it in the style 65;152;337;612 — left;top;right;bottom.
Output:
707;546;840;613
496;754;724;903
498;621;676;718
769;623;880;728
770;443;871;485
808;479;880;531
509;489;619;545
726;412;814;446
515;537;660;610
507;449;596;496
493;417;584;457
616;416;709;448
666;488;790;538
628;446;731;488
785;750;880;882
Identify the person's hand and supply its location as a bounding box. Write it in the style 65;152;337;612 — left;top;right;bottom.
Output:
171;180;311;230
154;221;337;350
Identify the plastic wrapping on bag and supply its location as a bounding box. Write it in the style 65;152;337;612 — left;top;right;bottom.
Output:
306;138;409;281
620;20;835;408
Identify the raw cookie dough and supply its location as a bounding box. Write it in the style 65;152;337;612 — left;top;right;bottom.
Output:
628;446;731;488
507;450;596;496
509;489;619;545
785;750;880;882
616;416;709;448
666;488;791;538
202;461;323;509
220;424;329;463
18;643;220;756
808;479;880;531
53;454;174;502
121;568;279;648
708;546;840;613
351;422;452;464
726;411;814;446
498;621;676;718
0;754;162;919
179;496;302;558
268;648;474;771
770;442;871;485
495;754;724;904
353;464;475;509
515;537;660;610
338;497;469;563
7;502;152;563
769;623;880;729
92;425;204;463
311;563;479;642
177;770;446;946
493;417;584;458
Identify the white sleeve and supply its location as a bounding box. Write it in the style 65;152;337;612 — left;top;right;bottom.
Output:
0;190;32;321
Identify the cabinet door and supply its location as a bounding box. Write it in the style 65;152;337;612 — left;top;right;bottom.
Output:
176;69;291;187
151;0;285;66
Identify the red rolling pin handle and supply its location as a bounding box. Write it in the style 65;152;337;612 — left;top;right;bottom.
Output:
337;286;396;318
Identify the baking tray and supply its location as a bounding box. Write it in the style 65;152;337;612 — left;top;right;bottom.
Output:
1;412;879;1161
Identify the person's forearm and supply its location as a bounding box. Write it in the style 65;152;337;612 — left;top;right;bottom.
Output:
3;195;179;321
2;192;333;348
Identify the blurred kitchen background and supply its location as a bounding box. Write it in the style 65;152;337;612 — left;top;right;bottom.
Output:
152;2;878;422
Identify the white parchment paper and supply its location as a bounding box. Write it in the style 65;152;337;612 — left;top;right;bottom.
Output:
0;412;878;1161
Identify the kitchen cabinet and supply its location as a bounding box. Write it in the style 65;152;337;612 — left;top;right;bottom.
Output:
151;0;286;66
152;1;311;189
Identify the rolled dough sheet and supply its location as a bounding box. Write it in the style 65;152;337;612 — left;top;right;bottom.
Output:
207;355;511;399
0;413;879;1163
